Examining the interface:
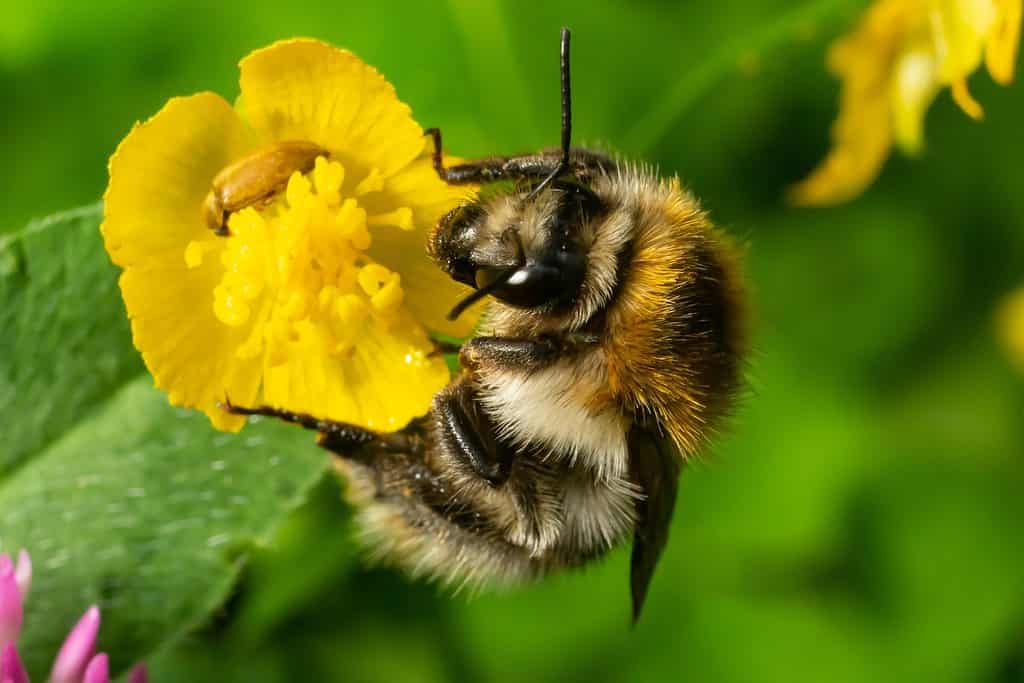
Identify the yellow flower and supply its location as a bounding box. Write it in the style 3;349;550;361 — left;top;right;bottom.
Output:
997;286;1024;372
790;0;1022;206
102;39;478;432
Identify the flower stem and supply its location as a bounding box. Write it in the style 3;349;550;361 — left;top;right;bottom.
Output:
621;0;865;155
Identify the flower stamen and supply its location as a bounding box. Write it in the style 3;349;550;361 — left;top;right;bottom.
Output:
368;207;414;230
201;156;408;366
354;168;384;196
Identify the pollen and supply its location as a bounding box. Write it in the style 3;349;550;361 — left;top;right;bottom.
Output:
200;156;407;363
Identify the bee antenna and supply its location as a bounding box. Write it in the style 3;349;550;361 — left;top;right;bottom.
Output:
559;27;572;167
526;27;572;201
446;267;517;322
445;229;526;322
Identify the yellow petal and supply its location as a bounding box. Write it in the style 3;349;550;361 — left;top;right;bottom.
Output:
119;256;264;432
986;0;1022;84
930;0;995;83
891;46;942;152
789;0;910;206
261;313;449;432
103;93;253;267
788;72;894;206
103;93;261;430
238;39;425;181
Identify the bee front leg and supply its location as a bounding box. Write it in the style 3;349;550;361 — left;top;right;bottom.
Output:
424;128;613;186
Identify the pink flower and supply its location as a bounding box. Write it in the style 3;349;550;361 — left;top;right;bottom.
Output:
0;551;148;683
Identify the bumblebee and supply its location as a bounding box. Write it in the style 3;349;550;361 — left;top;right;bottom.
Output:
227;28;746;620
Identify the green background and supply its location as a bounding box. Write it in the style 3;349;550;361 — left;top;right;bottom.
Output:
2;0;1024;681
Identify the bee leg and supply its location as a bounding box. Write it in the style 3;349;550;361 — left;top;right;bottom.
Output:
426;127;554;185
432;380;516;487
428;338;464;357
424;128;611;186
220;401;416;453
458;336;561;374
458;334;599;374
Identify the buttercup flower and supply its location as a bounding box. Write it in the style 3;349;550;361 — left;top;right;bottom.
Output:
790;0;1021;206
103;39;478;432
0;550;148;683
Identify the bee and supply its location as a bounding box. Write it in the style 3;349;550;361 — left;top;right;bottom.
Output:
226;28;746;621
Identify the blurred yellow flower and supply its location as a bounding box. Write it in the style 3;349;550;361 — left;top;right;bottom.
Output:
102;39;478;432
790;0;1022;206
997;286;1024;372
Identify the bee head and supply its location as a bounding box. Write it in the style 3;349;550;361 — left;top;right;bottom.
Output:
429;178;605;321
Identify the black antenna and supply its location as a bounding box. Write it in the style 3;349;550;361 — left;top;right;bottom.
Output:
526;27;572;200
559;26;572;168
446;228;526;321
446;269;516;321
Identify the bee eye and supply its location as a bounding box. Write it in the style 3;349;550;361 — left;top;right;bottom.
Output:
434;203;487;286
475;245;585;310
475;266;557;309
445;204;485;230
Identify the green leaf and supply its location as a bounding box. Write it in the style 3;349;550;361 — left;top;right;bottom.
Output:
0;204;141;475
0;207;329;677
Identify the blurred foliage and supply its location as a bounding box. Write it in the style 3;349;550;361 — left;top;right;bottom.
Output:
1;0;1023;681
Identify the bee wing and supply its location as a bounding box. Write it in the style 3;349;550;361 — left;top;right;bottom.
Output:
627;425;681;623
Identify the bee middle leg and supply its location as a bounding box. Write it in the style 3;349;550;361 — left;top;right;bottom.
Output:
431;379;517;486
431;377;564;555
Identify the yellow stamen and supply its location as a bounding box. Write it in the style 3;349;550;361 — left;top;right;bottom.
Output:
335;199;371;250
368;207;414;230
358;263;394;296
184;240;215;268
371;275;404;312
286;171;312;208
354;168;384;195
313;155;344;203
197;154;407;366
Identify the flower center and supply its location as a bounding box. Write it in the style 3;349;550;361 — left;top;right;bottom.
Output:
185;155;416;364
